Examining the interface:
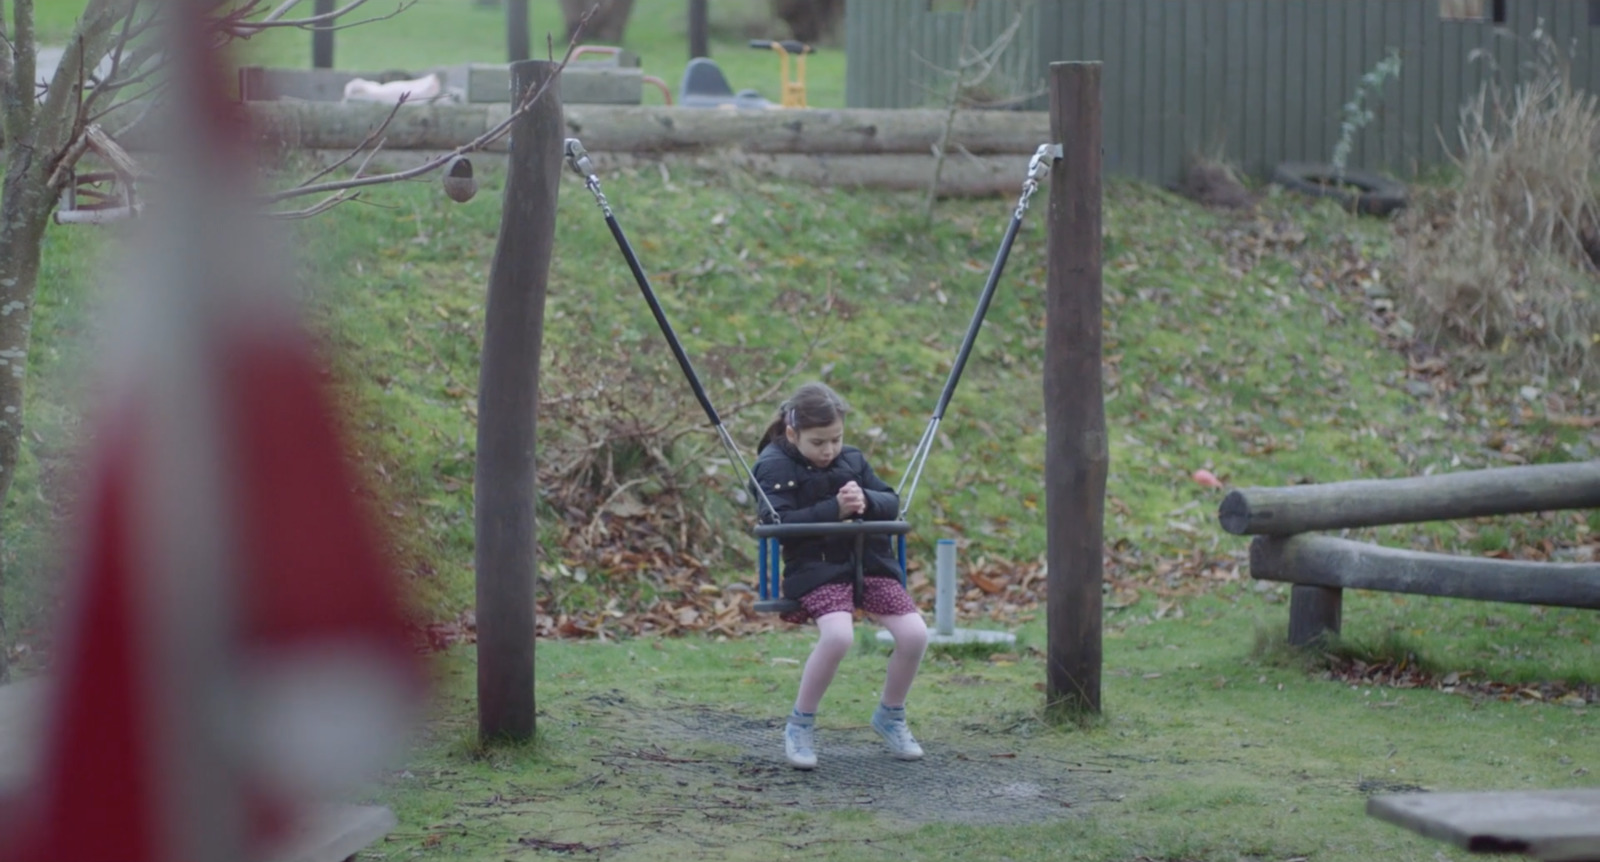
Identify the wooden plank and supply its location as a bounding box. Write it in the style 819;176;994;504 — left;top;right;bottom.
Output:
1218;461;1600;535
1045;61;1106;717
475;60;562;743
1368;789;1600;862
1250;534;1600;610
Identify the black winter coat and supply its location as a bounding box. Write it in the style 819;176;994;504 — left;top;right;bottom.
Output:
751;440;903;600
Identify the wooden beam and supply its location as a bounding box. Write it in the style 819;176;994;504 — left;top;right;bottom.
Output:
507;0;530;63
688;0;709;58
1368;788;1600;861
475;60;562;743
311;0;334;69
1219;461;1600;536
132;102;1051;156
1044;61;1106;717
1250;534;1600;610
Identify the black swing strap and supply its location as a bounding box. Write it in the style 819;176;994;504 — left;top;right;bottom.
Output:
564;138;782;524
898;143;1061;518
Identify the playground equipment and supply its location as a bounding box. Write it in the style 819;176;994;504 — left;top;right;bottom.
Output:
562;136;1059;616
748;39;813;108
678;57;772;109
678;39;813;110
1220;461;1600;645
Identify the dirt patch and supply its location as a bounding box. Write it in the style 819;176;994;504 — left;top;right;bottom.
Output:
578;693;1123;827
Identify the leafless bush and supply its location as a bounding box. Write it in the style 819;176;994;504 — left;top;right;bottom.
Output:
1395;26;1600;379
535;315;823;592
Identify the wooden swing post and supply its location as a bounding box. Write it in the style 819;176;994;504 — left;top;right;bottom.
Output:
475;60;562;743
1043;60;1106;718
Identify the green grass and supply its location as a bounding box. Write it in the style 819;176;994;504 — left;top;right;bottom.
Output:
6;11;1600;852
34;1;846;107
358;593;1595;861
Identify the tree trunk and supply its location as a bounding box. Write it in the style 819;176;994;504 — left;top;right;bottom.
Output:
561;0;635;43
0;145;54;685
771;0;844;44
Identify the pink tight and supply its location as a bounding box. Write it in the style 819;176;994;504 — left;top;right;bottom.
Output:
794;610;929;714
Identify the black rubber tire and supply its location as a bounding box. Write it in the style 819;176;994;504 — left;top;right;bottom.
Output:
1271;162;1408;217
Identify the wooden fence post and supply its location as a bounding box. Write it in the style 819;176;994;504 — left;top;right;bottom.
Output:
311;0;334;69
1044;60;1106;718
689;0;710;58
475;60;562;742
507;0;530;63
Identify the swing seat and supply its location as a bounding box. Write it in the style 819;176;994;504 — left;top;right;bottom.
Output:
753;520;912;614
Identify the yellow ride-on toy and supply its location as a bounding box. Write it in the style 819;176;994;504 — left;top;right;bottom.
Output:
748;39;813;108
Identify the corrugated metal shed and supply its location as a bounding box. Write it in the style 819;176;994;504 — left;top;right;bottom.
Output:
847;0;1600;184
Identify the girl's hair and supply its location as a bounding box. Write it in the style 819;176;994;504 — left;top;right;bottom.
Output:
757;381;849;452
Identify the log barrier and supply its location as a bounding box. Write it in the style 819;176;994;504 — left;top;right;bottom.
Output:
113;102;1055;196
1221;462;1600;645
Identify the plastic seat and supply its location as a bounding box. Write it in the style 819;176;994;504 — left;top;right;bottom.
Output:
678;57;771;109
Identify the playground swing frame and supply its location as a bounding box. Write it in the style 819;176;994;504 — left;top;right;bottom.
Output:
563;138;1059;615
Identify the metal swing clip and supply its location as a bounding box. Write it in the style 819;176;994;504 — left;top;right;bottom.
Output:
1015;142;1063;217
564;137;612;214
1026;143;1064;185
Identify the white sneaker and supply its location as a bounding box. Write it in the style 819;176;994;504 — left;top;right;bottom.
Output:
785;722;817;769
871;710;924;760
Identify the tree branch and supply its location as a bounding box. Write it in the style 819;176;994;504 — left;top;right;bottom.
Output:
263;7;594;207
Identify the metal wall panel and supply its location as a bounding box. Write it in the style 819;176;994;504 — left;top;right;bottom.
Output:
846;0;1600;184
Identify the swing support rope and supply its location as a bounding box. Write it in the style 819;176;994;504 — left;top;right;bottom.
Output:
897;142;1061;518
563;136;1058;526
563;138;784;525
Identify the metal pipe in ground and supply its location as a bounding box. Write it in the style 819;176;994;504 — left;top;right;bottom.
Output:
935;539;956;637
879;538;1015;648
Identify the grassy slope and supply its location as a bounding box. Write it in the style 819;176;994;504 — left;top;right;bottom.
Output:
14;164;1599;681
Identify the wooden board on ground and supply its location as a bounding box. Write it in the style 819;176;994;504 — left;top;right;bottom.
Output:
1368;789;1600;862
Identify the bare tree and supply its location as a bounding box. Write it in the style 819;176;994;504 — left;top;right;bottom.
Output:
0;0;584;681
561;0;633;43
922;0;1036;219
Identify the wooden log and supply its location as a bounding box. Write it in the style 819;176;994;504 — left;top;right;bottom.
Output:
1044;61;1106;717
1250;534;1600;610
475;60;562;743
311;0;335;69
1286;584;1343;646
1218;461;1600;536
560;105;1051;154
293;147;1035;196
118;102;1052;156
507;0;530;63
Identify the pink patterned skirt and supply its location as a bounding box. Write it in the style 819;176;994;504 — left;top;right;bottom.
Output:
779;577;919;625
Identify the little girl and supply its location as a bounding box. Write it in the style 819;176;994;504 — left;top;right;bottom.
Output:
751;381;929;769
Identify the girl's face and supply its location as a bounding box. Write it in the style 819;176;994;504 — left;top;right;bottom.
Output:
787;419;844;468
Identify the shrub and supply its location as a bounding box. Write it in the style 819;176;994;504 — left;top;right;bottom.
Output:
1395;25;1600;379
